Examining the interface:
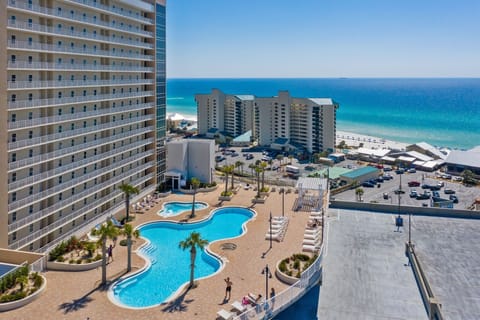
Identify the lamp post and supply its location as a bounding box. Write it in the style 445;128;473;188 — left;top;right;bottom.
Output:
269;211;273;249
281;188;285;217
261;264;272;300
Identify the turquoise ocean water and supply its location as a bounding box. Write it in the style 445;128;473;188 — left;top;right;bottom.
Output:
167;78;480;150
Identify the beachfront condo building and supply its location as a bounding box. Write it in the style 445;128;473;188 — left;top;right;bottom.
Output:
196;89;338;154
0;0;166;252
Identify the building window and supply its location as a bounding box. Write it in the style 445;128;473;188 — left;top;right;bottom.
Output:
11;134;16;142
29;186;33;195
12;212;16;222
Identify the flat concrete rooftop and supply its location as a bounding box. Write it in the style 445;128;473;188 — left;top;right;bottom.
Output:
318;209;427;320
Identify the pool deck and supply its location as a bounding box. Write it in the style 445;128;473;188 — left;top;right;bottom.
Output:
3;184;317;320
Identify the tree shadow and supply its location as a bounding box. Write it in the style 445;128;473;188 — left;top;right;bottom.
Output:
58;269;129;314
160;286;194;313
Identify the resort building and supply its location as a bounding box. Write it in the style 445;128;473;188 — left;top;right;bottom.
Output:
165;139;215;190
196;89;338;154
0;0;166;252
445;146;480;178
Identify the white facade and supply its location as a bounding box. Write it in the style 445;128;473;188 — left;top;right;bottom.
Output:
1;0;161;252
197;89;338;154
166;139;215;189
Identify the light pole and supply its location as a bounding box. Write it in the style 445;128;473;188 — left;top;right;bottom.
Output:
269;211;273;249
281;188;285;217
261;264;272;300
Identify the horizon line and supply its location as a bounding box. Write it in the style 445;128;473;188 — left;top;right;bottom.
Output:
166;76;480;80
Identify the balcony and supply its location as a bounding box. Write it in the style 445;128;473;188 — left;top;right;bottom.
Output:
8;126;153;171
8;137;153;192
8;102;154;130
7;78;154;91
7;20;153;49
7;0;153;37
66;0;154;24
7;60;153;73
8;40;153;61
8;90;154;110
8;150;154;212
8;114;154;151
8;172;154;249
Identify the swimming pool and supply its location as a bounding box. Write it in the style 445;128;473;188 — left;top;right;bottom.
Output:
157;201;208;217
110;206;255;308
0;263;18;277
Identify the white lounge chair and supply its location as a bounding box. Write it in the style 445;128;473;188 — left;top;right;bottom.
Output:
231;300;247;313
303;238;321;245
304;228;321;235
217;308;235;320
303;232;320;240
302;243;320;252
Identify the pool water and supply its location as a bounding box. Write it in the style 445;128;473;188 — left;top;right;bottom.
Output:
111;206;254;308
158;201;208;217
0;263;17;277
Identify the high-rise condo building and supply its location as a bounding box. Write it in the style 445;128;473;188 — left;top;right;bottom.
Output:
196;89;338;154
0;0;166;252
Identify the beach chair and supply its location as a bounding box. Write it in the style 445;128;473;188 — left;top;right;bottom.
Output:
231;300;247;313
110;216;123;228
303;232;320;240
302;243;321;253
217;308;235;320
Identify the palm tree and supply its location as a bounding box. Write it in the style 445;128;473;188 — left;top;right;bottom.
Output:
235;160;244;175
121;223;140;272
276;154;284;166
228;164;236;190
260;162;267;190
248;163;256;177
355;187;364;202
255;166;262;198
96;219;119;286
118;183;139;222
178;232;209;288
190;177;200;218
222;165;230;194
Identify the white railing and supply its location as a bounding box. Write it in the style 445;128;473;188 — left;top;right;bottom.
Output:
233;246;323;320
7;0;153;37
8;103;153;130
66;0;154;24
30;257;46;273
8;90;154;110
8;60;153;72
8;126;153;171
8;138;153;192
36;178;155;254
8;166;153;233
7;40;153;61
10;173;154;251
8;151;153;212
7;78;154;90
8;114;153;150
7;20;153;49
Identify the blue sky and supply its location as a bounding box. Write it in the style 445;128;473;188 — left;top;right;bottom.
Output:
166;0;480;78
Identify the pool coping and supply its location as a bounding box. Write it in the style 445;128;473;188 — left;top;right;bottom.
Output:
156;200;209;218
107;205;257;309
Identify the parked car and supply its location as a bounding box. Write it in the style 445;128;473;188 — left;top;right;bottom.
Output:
452;176;463;182
441;174;452;179
416;192;431;200
408;181;421;187
409;189;418;198
407;168;416;173
215;155;226;162
449;195;459;203
383;167;392;172
394;189;406;194
432;191;440;198
395;168;405;174
246;154;254;160
382;174;393;180
231;152;239;157
444;189;456;194
362;181;375;188
383;192;389;199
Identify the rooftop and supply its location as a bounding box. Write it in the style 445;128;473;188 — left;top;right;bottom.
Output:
340;166;379;179
308;98;334;105
445;150;480;168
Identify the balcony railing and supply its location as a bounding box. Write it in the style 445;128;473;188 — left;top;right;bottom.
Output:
8;172;154;249
8;114;154;151
8;40;153;61
66;0;154;24
7;78;154;90
8;138;153;192
7;0;153;37
8;103;154;130
8;90;154;110
8;151;154;212
7;60;153;73
7;20;153;49
8;126;153;171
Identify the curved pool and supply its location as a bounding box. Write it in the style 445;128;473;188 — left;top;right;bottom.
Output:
110;206;255;308
157;201;208;217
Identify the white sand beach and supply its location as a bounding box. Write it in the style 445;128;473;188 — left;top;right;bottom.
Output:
336;130;408;151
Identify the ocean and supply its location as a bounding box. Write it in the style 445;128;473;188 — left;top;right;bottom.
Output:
166;78;480;150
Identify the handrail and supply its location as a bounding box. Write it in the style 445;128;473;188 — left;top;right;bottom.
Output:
66;0;154;24
7;20;153;49
7;78;153;90
8;60;153;72
233;246;323;320
7;0;153;37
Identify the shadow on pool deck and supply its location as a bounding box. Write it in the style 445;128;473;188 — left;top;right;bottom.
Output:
160;286;194;313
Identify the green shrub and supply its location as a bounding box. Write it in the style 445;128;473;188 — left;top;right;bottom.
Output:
260;187;269;193
296;271;301;278
293;254;310;261
76;259;82;264
0;291;27;303
86;258;92;263
49;241;68;261
69;259;75;264
287;270;293;276
221;191;233;197
94;254;102;261
33;273;43;288
279;261;287;273
293;260;300;270
119;239;128;246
